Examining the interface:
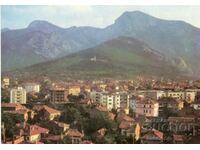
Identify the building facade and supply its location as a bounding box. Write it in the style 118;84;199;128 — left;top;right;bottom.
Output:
2;77;10;88
24;83;40;93
50;88;68;103
135;99;159;117
10;87;27;104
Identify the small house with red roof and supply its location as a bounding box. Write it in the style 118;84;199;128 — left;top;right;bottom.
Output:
65;129;84;144
141;129;163;144
24;125;49;143
33;105;61;120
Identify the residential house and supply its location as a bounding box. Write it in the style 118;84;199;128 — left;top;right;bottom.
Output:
50;121;70;133
65;129;84;144
136;99;159;117
119;121;140;141
141;129;164;144
2;103;34;122
33;105;61;121
24;125;49;143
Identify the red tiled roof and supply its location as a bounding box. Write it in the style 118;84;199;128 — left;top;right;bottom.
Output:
142;129;163;140
25;125;49;136
5;109;28;115
96;105;108;112
65;129;84;138
33;105;61;114
44;135;62;141
1;103;25;109
43;106;61;114
119;121;132;129
117;113;134;123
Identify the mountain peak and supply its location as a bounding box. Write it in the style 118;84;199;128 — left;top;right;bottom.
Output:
116;11;159;24
27;20;62;32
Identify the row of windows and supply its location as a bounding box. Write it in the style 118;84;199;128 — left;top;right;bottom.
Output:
144;109;151;113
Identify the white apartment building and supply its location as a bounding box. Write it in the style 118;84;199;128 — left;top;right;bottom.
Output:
90;91;130;110
10;87;27;104
166;90;196;103
24;83;40;93
136;90;196;103
136;90;166;100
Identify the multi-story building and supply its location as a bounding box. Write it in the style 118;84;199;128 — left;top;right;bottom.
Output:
90;91;130;111
129;95;143;112
135;99;159;117
166;90;196;103
136;90;197;103
24;83;40;93
158;97;184;114
10;87;27;104
68;85;81;96
2;77;10;88
136;90;166;100
50;88;68;103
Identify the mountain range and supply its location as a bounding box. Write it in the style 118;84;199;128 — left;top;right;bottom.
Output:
2;11;200;79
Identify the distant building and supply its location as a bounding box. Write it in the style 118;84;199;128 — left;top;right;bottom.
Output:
135;99;159;117
119;121;141;141
10;87;27;104
136;90;196;103
158;97;184;113
68;85;81;96
166;90;196;103
24;83;40;93
50;88;68;103
136;90;166;100
2;77;10;88
2;103;34;122
90;91;130;111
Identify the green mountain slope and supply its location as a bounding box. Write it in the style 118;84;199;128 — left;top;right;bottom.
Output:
9;37;184;80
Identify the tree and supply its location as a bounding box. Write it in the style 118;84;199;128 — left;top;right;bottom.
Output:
1;88;10;103
62;136;72;144
2;114;23;140
59;105;82;124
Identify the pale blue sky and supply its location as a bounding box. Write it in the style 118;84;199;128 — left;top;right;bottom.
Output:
1;5;200;29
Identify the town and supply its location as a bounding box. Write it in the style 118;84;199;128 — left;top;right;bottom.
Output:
1;76;200;144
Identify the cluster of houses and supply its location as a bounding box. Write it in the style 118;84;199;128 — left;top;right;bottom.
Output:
1;103;88;144
1;77;200;144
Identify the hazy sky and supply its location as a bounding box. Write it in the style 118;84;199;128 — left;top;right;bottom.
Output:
1;5;200;29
